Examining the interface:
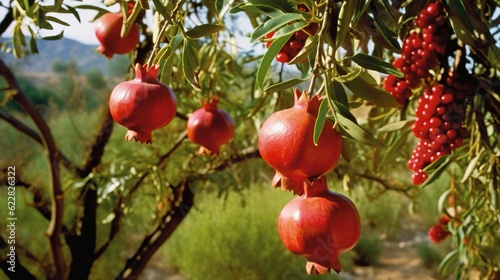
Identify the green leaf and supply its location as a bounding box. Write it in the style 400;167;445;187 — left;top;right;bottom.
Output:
45;16;70;26
151;0;170;19
256;33;293;91
341;137;351;163
264;77;309;94
335;113;385;148
335;0;357;49
250;13;303;43
334;66;362;83
153;33;183;65
377;119;414;132
328;79;350;109
28;27;38;54
159;54;175;85
12;24;24;58
186;24;224;39
41;31;64;40
381;129;410;166
351;53;404;77
230;3;283;18
421;157;451;188
448;0;475;31
342;72;400;108
438;250;458;277
249;0;293;12
64;4;81;22
313;98;329;145
461;152;481;183
74;5;111;15
369;2;400;52
289;33;317;64
329;99;358;124
182;39;200;90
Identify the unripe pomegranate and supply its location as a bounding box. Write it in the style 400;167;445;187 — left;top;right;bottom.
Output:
258;88;342;195
95;12;140;58
278;176;361;275
187;98;235;154
109;64;177;144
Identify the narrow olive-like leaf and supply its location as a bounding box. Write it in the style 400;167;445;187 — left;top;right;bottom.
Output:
289;34;317;64
29;34;38;54
352;0;370;25
341;137;351;163
151;0;170;19
335;113;385;148
381;130;410;166
335;0;357;49
182;39;200;90
230;3;283;18
329;79;349;109
41;31;64;40
256;33;293;91
486;46;500;71
421;157;451;188
343;74;400;108
160;54;175;85
461;153;481;183
250;13;303;43
351;53;403;77
369;1;400;51
186;24;224;39
377;119;414;132
153;33;183;65
45;16;70;26
329;99;358;124
74;5;111;14
274;21;307;37
249;0;293;12
313;98;329;145
334;66;362;83
64;4;81;22
12;25;23;58
264;77;309;94
438;250;458;277
448;0;475;32
199;43;217;71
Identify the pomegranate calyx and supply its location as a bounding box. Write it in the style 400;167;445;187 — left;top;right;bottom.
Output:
125;130;152;144
306;254;342;275
134;64;160;83
303;176;329;197
203;97;219;112
272;172;305;195
293;88;323;117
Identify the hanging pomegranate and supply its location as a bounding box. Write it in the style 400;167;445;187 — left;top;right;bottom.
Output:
258;88;343;195
187;98;235;154
95;12;140;58
109;64;177;144
278;176;361;275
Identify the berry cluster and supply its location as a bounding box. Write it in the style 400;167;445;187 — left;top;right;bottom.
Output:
383;0;450;104
265;5;319;64
407;72;470;185
428;215;451;244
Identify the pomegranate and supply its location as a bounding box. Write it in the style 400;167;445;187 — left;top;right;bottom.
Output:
95;12;140;58
109;63;177;144
187;98;235;154
278;176;361;275
258;88;342;195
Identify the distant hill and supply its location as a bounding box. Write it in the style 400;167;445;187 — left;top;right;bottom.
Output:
0;37;112;73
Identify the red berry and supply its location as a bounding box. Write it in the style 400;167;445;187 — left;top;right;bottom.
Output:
276;52;290;63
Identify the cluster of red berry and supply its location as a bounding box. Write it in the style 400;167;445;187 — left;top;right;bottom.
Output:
407;72;470;184
428;214;451;244
265;5;319;64
383;1;450;104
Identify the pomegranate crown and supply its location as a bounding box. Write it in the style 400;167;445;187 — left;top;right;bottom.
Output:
203;97;219;112
134;63;160;82
293;88;323;116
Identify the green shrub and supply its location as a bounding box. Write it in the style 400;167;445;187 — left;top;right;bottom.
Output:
416;242;442;269
353;233;381;266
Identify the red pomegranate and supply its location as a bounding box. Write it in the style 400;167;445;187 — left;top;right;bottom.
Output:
109;64;177;144
258;88;342;195
95;12;140;58
187;98;235;154
278;176;361;275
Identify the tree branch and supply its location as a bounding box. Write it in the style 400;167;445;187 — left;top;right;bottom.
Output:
0;58;66;279
0;107;76;171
